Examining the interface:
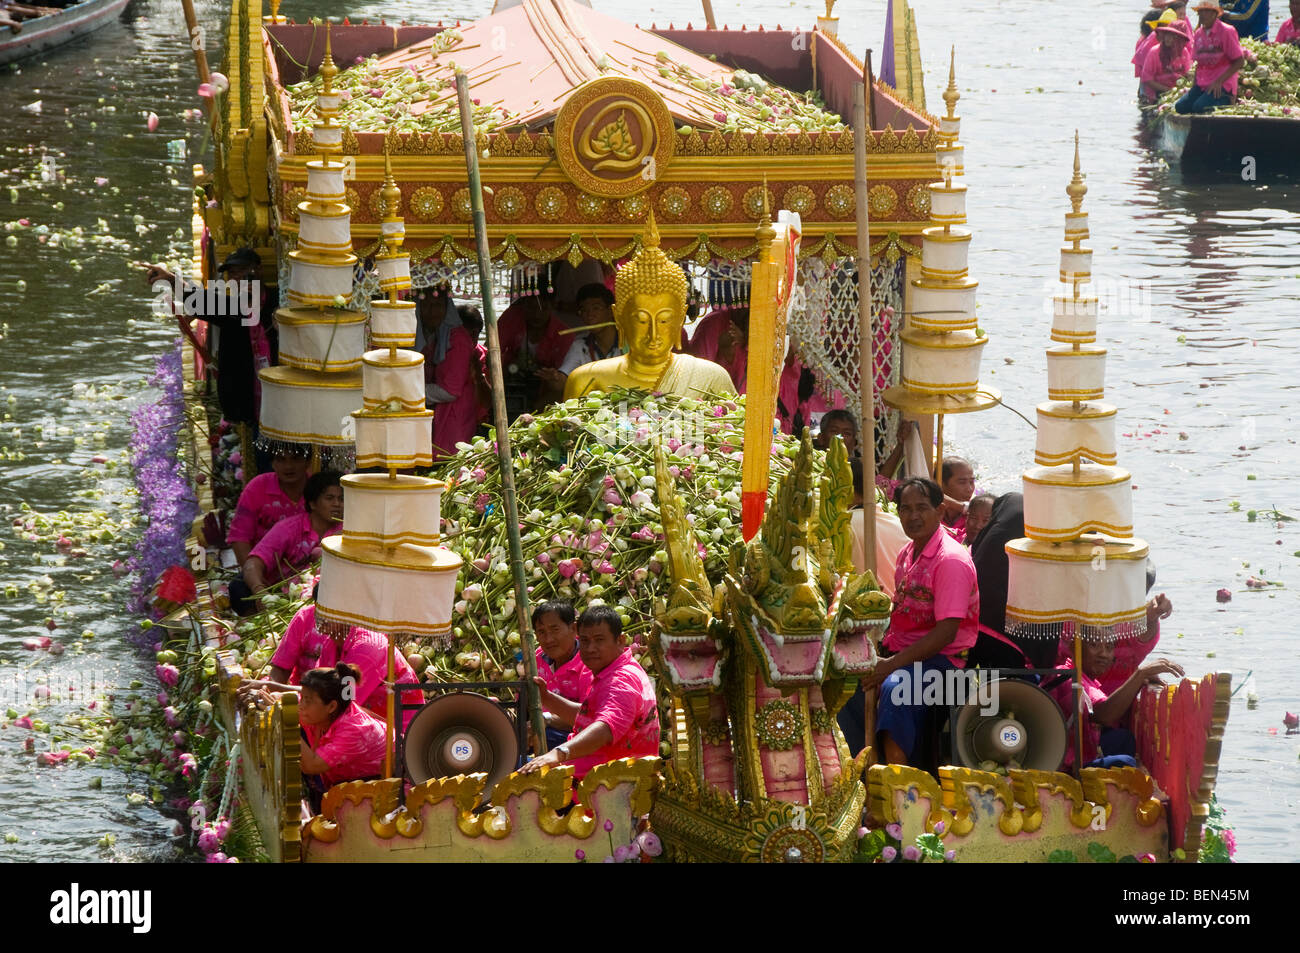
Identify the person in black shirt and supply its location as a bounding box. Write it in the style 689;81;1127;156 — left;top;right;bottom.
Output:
145;248;273;428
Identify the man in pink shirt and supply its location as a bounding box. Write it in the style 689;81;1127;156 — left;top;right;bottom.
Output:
225;450;311;565
528;600;594;750
519;605;659;781
1175;0;1246;113
860;477;979;766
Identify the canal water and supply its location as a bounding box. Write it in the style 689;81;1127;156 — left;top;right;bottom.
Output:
0;0;1294;861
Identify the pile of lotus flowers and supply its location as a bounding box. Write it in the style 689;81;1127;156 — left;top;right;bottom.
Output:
655;54;848;135
415;390;811;682
1157;38;1300;118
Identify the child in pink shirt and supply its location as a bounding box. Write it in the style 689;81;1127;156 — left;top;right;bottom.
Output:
529;600;593;750
299;663;389;806
1140;22;1194;103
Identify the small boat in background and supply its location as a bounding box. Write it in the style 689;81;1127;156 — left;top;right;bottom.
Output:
0;0;129;67
1147;110;1300;169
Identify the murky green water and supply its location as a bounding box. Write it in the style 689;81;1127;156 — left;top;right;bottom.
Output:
0;0;1294;862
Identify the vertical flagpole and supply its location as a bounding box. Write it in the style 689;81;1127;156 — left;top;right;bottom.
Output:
853;81;879;764
455;72;549;755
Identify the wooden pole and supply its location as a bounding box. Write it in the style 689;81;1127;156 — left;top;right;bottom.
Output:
179;0;214;125
1072;632;1084;779
384;639;396;777
701;0;717;29
455;72;549;755
853;83;876;576
853;81;879;764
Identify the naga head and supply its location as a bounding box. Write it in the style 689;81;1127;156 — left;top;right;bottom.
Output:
816;436;891;681
650;446;728;700
724;429;832;688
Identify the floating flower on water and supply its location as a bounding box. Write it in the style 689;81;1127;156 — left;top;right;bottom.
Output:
146;112;159;132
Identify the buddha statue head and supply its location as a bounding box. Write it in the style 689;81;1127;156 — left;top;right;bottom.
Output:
614;213;689;367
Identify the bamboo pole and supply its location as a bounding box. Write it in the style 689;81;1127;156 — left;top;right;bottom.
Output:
853;81;879;764
455;72;549;754
701;0;717;29
179;0;213;125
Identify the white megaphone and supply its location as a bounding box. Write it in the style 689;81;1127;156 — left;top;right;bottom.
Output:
950;678;1067;772
403;692;520;790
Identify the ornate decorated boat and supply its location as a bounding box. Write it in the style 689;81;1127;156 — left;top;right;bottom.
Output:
162;0;1231;863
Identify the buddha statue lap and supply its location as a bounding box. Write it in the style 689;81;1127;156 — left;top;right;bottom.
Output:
563;217;736;401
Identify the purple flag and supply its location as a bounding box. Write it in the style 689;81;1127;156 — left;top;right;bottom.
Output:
880;0;896;88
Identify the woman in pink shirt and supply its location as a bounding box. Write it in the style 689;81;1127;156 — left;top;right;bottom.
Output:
1140;19;1194;103
528;600;594;750
519;605;659;782
230;471;342;615
1175;0;1246;113
299;662;389;810
240;598;424;729
1276;0;1300;43
225;450;311;565
688;307;748;392
424;300;484;459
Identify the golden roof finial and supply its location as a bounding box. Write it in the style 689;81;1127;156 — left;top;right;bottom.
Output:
381;148;401;221
268;0;282;22
824;0;837;17
645;208;660;249
942;46;960;120
1066;130;1087;214
320;22;338;94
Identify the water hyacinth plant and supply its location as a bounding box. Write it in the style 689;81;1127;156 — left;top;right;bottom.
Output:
426;390;832;682
126;346;199;620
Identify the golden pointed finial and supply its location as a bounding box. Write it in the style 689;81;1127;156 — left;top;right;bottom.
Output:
942;46;960;120
269;0;282;22
824;0;836;17
381;148;401;221
644;208;660;249
320;22;338;94
756;176;775;253
1066;130;1087;214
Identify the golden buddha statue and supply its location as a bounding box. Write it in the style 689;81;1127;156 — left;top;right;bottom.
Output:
563;215;736;400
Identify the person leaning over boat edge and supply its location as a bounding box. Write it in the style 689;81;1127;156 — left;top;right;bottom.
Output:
297;663;388;812
1175;0;1247;113
528;600;594;751
518;605;659;781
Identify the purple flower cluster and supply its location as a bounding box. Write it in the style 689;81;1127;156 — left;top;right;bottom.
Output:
126;345;199;623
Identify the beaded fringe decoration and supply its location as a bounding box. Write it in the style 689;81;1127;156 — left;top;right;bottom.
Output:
1004;617;1149;644
252;436;312;459
316;616;454;651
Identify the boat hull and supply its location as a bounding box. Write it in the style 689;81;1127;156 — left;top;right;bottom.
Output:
1149;112;1300;171
0;0;129;67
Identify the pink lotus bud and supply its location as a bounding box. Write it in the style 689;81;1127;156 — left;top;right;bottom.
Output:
208;71;229;93
881;845;897;862
163;707;180;727
197;83;215;99
214;818;231;840
197;829;220;853
146;112;159;132
1284;712;1299;730
902;845;921;861
1216;588;1232;603
156;692;169;707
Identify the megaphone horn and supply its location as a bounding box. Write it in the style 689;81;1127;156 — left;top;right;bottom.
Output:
951;677;1067;772
404;692;520;791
